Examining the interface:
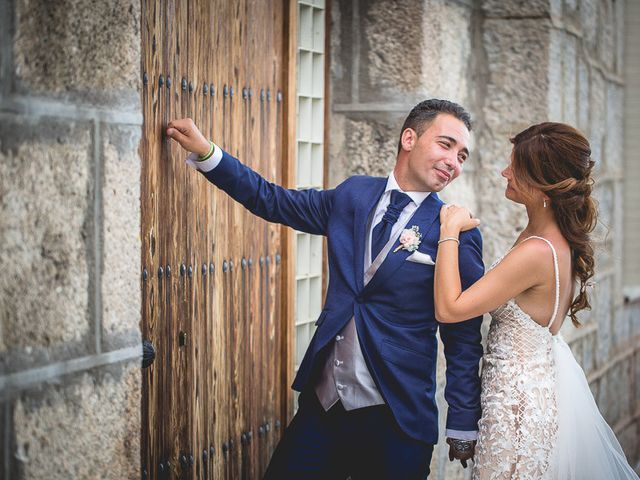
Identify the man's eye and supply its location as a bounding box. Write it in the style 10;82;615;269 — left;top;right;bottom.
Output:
440;142;450;148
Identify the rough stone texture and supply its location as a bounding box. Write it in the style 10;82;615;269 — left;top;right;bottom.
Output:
0;118;92;357
101;125;141;350
598;0;616;71
593;181;613;272
594;274;613;368
418;0;473;104
13;0;141;105
614;0;625;76
577;56;590;132
328;113;403;187
582;330;597;375
605;82;624;173
612;305;630;350
562;32;578;126
329;1;351;105
628;298;640;340
11;364;140;479
580;0;599;53
483;19;551;131
604;360;628;426
482;0;551;18
547;28;564;121
359;0;426;101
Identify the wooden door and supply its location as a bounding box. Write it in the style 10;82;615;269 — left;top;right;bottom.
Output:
140;1;295;478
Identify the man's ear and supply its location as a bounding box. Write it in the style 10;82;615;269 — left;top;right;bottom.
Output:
400;128;416;152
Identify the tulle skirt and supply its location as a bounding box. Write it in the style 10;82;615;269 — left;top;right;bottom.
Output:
551;335;639;479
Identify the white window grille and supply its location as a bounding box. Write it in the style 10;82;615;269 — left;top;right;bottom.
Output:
295;0;325;375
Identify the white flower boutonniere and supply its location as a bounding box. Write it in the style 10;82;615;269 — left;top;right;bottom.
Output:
393;225;422;253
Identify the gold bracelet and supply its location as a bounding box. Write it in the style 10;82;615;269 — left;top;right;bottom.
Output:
438;237;460;245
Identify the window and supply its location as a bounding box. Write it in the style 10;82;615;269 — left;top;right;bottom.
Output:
294;0;326;374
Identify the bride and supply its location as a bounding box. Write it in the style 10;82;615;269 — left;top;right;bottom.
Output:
434;122;638;479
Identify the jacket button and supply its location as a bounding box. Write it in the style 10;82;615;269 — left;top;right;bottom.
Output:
356;295;365;303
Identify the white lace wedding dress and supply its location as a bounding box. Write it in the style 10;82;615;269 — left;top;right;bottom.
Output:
472;236;638;480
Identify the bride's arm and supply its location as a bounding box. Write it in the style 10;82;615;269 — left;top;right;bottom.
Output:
434;205;548;323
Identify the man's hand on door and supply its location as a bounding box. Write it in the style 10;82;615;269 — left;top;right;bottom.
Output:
166;118;211;157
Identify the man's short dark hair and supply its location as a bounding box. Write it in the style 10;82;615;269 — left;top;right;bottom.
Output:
397;99;472;152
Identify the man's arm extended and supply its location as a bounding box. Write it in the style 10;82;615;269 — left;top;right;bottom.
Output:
167;118;334;236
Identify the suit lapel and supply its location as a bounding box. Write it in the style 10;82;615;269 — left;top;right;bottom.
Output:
353;178;387;291
362;192;443;295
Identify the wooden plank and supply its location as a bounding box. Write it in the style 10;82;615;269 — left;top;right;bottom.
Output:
141;0;292;476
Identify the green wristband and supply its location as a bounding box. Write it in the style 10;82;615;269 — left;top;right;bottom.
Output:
198;141;214;161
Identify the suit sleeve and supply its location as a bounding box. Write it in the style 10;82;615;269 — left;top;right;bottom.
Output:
201;149;334;236
438;227;484;432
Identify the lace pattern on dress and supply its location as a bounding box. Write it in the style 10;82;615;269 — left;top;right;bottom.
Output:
472;237;560;480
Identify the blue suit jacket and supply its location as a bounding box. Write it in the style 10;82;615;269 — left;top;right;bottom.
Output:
203;150;484;444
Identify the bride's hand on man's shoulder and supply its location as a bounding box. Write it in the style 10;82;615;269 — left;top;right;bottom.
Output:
440;204;481;233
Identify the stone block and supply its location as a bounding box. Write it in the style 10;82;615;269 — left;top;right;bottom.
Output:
604;361;627;426
329;0;353;105
596;374;609;422
597;0;616;71
0;117;92;360
483;19;552;131
417;0;473;103
582;330;597;375
604;82;624;173
593;180;613;247
101;125;141;350
328;112;404;186
612;306;630;350
547;28;564;122
614;0;625;76
577;56;590;132
627;300;640;340
11;364;140;479
594;274;612;367
562;33;578;126
636;349;640;414
580;0;598;52
358;0;426;101
13;0;141;105
588;70;606;176
482;0;551;18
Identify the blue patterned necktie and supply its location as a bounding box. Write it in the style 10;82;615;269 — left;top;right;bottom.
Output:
371;190;412;261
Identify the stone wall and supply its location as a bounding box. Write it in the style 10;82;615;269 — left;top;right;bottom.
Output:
0;0;142;478
329;0;639;477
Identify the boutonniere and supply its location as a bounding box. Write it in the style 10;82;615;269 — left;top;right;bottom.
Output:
393;226;422;253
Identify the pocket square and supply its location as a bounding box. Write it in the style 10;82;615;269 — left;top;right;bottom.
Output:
406;251;435;265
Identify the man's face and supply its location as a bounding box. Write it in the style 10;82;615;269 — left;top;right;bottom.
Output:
401;113;470;192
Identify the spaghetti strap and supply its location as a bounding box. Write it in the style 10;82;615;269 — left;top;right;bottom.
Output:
519;236;560;329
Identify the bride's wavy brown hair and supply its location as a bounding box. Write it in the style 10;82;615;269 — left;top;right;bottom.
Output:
510;122;597;326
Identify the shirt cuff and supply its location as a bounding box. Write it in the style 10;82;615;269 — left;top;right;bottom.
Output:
185;143;223;172
445;429;478;441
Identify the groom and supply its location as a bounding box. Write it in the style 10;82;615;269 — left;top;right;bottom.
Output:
167;99;484;479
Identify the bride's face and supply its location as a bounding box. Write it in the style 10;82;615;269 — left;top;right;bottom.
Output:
501;157;530;204
501;155;540;206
